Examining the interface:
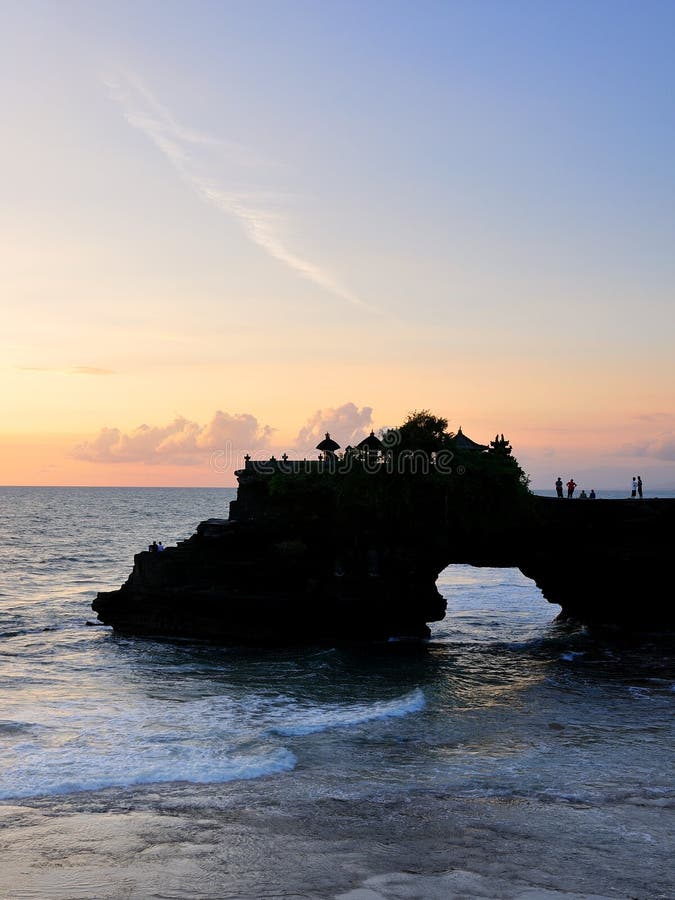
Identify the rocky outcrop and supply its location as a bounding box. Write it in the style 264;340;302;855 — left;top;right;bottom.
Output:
518;497;675;627
93;470;675;641
93;516;446;642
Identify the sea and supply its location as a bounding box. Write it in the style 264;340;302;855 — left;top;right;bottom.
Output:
0;486;673;899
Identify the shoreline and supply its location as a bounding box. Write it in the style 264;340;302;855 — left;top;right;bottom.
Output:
1;774;672;899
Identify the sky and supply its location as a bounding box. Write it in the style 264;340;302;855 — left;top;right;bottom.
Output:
2;0;675;489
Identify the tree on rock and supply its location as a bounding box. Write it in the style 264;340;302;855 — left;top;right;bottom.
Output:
393;410;453;454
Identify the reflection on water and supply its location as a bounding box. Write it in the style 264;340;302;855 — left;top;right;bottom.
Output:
0;489;673;811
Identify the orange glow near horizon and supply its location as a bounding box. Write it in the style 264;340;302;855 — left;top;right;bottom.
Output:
2;394;673;490
2;345;675;488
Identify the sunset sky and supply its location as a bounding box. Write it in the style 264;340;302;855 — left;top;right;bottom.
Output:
2;1;675;489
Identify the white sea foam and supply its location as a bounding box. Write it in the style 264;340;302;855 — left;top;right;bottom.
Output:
268;688;426;736
0;747;297;800
0;686;423;799
627;685;659;701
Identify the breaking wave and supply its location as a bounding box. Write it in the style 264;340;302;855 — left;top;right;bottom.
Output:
269;688;426;736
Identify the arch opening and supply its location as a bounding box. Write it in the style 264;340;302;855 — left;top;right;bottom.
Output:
432;564;561;643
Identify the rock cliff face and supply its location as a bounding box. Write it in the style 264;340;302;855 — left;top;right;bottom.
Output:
93;517;446;642
93;470;675;641
517;498;675;627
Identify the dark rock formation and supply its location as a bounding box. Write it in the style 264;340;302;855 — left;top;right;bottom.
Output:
93;518;445;643
518;497;675;627
93;466;675;641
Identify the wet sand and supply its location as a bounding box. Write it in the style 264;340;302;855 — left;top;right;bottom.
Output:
0;773;672;899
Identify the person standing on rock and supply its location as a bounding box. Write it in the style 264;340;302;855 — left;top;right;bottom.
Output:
566;478;576;498
631;476;637;498
555;477;564;498
637;476;643;499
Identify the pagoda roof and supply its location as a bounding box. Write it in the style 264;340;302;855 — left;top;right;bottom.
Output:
356;430;384;451
316;432;340;452
453;426;488;451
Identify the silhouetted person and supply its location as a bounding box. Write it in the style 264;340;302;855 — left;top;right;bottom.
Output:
158;541;165;552
555;477;564;498
631;476;637;498
589;489;596;499
579;490;588;499
150;540;158;553
637;476;643;499
566;478;576;498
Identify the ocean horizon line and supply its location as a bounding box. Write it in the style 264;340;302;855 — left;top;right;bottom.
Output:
2;483;675;493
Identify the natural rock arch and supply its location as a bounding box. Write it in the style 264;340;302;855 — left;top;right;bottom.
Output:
94;469;675;640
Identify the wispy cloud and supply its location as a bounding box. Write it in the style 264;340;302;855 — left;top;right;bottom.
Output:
17;366;115;376
620;432;675;461
632;412;675;424
105;71;373;311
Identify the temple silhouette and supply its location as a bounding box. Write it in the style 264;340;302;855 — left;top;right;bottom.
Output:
94;417;675;641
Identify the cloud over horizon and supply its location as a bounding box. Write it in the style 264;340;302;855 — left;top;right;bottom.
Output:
71;403;375;467
294;403;373;454
620;432;675;462
72;411;273;466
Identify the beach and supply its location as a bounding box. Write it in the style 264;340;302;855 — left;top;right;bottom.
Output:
1;775;672;899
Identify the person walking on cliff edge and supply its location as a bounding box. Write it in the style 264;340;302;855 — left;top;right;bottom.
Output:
637;475;643;499
555;477;564;498
566;478;576;498
631;476;637;498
